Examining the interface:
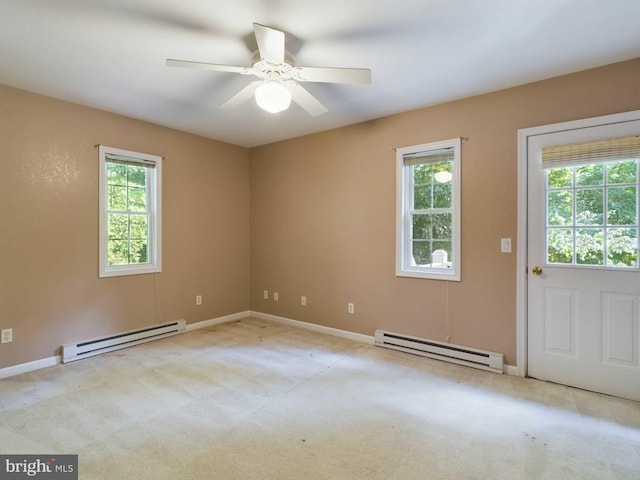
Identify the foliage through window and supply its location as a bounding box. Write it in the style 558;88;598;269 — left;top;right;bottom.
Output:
396;138;461;280
99;146;162;278
546;159;638;268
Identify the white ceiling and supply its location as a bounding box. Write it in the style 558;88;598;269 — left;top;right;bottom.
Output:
1;0;639;148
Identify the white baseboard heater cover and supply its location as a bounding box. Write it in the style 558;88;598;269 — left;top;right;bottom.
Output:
375;330;504;374
62;320;186;363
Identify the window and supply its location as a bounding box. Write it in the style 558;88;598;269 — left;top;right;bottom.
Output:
396;138;461;280
99;145;162;278
543;135;639;269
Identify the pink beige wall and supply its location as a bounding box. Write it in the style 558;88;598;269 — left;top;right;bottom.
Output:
249;58;640;365
2;59;639;371
0;85;250;368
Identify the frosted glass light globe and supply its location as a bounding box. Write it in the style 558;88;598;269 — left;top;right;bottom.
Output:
255;81;292;113
434;171;453;183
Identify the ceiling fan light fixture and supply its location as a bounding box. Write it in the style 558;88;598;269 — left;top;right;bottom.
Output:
255;80;292;113
167;23;371;116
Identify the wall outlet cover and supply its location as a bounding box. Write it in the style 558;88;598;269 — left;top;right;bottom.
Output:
1;328;13;344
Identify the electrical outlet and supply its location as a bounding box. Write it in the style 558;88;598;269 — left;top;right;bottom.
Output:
274;292;279;301
301;295;307;306
196;295;202;306
1;328;13;344
501;238;512;253
263;290;269;300
348;303;355;314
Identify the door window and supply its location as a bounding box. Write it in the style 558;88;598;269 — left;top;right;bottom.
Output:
543;136;639;268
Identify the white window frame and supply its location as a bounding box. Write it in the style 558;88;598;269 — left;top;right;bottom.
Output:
396;138;461;281
99;145;162;278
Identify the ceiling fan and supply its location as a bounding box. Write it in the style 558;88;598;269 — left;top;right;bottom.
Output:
166;23;371;115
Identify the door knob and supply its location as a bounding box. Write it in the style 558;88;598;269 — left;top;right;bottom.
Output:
532;266;543;275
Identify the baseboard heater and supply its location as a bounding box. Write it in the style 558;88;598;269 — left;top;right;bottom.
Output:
374;330;504;374
62;319;186;363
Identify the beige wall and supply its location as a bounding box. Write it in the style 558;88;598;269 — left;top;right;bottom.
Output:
250;58;640;365
0;85;250;368
2;59;639;371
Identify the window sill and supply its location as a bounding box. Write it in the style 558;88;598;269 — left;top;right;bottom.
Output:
99;265;161;278
396;268;460;281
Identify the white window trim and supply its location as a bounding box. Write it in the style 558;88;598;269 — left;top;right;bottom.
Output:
99;145;162;278
396;138;461;281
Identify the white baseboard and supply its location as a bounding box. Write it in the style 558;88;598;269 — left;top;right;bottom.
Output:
250;312;521;375
249;311;375;345
0;355;61;379
0;311;252;380
186;310;251;331
504;364;520;376
250;312;520;375
1;311;518;379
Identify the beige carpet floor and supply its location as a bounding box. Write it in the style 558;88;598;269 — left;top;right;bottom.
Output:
1;317;639;479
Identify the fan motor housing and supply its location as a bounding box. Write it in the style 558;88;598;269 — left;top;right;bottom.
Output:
251;50;295;75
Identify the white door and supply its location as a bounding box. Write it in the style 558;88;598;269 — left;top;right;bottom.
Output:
527;117;640;402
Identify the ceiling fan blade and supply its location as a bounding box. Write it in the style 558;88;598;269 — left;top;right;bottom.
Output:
286;81;328;116
253;23;285;64
220;81;262;108
294;66;371;84
166;59;250;75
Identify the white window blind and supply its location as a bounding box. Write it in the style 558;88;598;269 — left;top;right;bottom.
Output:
541;135;640;169
105;153;157;168
403;147;454;166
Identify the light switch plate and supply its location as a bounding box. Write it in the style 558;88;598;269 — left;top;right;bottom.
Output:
501;238;512;253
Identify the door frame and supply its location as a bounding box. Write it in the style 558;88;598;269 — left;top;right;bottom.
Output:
516;109;640;378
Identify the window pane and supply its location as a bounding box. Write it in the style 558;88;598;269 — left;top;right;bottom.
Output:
108;185;127;211
128;186;147;212
108;239;128;266
127;165;147;188
576;164;604;187
607;228;638;267
412;214;431;239
432;241;451;266
433;182;451;208
412;241;430;266
607;160;637;185
108;213;129;240
547;167;572;188
107;163;126;185
547;190;573;226
433;161;452;181
576;188;603;226
432;213;452;239
607;186;637;225
576;228;604;265
413;185;431;210
413;164;431;185
129;239;148;264
547;228;573;264
129;214;148;240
